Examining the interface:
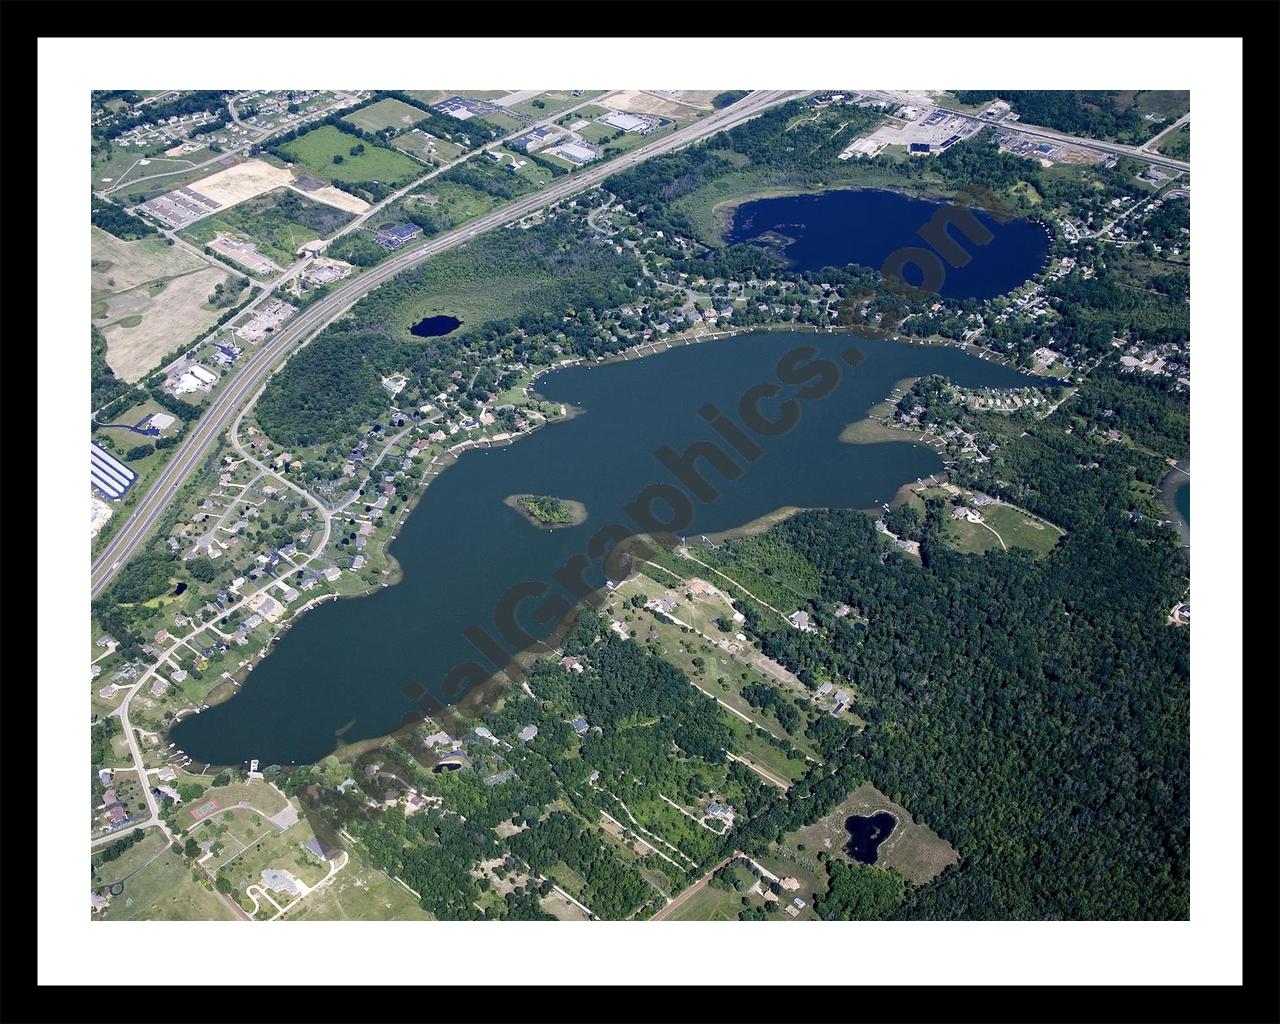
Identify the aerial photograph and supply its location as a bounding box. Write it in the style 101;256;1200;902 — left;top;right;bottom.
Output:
84;84;1192;926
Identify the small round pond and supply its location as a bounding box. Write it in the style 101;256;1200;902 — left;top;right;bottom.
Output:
845;811;897;864
409;315;462;338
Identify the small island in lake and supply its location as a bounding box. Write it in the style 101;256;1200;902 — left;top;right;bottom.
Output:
505;493;588;529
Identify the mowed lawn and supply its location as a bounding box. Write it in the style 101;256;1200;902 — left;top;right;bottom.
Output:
343;97;429;134
279;126;424;186
176;779;289;829
943;503;1061;558
661;879;743;921
283;847;431;921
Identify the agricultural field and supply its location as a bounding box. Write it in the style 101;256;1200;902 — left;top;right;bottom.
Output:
278;125;425;187
178;187;355;267
343;97;430;134
91;227;244;382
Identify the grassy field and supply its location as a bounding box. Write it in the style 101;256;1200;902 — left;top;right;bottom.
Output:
279;125;424;186
1129;90;1191;121
343;97;429;134
110;158;243;205
475;110;526;134
938;502;1060;557
1155;122;1190;161
176;779;289;829
91;227;241;382
98;394;183;434
92;828;170;887
215;817;329;900
93;149;200;190
392;130;465;165
898;484;1062;558
404;90;508;106
508;91;602;118
97;842;238;920
178;187;354;266
610;574;817;760
493;147;556;188
782;781;958;886
660;877;745;921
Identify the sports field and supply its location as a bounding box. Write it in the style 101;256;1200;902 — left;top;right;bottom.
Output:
279;126;424;186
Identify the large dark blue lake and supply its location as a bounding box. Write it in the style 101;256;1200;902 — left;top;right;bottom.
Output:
171;330;1037;767
726;189;1050;299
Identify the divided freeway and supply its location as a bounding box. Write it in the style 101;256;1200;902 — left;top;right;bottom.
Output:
90;90;803;599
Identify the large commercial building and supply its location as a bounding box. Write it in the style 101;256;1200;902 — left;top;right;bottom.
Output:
602;111;647;132
375;223;424;250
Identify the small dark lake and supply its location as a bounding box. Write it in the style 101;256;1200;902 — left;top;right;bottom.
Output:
173;582;188;596
727;188;1050;300
845;811;897;864
409;315;462;338
1175;481;1189;525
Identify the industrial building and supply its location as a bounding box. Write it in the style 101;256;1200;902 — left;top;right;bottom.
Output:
375;223;424;250
91;441;137;500
547;142;597;166
601;111;647;132
512;126;557;152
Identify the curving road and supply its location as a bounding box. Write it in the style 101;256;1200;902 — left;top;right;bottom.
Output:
90;91;803;599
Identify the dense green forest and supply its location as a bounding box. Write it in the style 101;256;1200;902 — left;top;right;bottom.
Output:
256;212;643;447
91;326;133;412
716;475;1187;918
92;195;157;240
951;91;1176;145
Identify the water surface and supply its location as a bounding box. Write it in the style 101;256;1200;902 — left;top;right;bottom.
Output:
845;811;897;864
171;330;1038;766
409;315;462;338
727;189;1050;299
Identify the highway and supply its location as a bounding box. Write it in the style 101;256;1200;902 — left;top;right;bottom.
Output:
938;106;1191;174
90;90;801;599
850;89;1191;175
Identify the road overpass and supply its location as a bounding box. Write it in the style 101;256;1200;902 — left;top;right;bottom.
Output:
90;91;802;599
